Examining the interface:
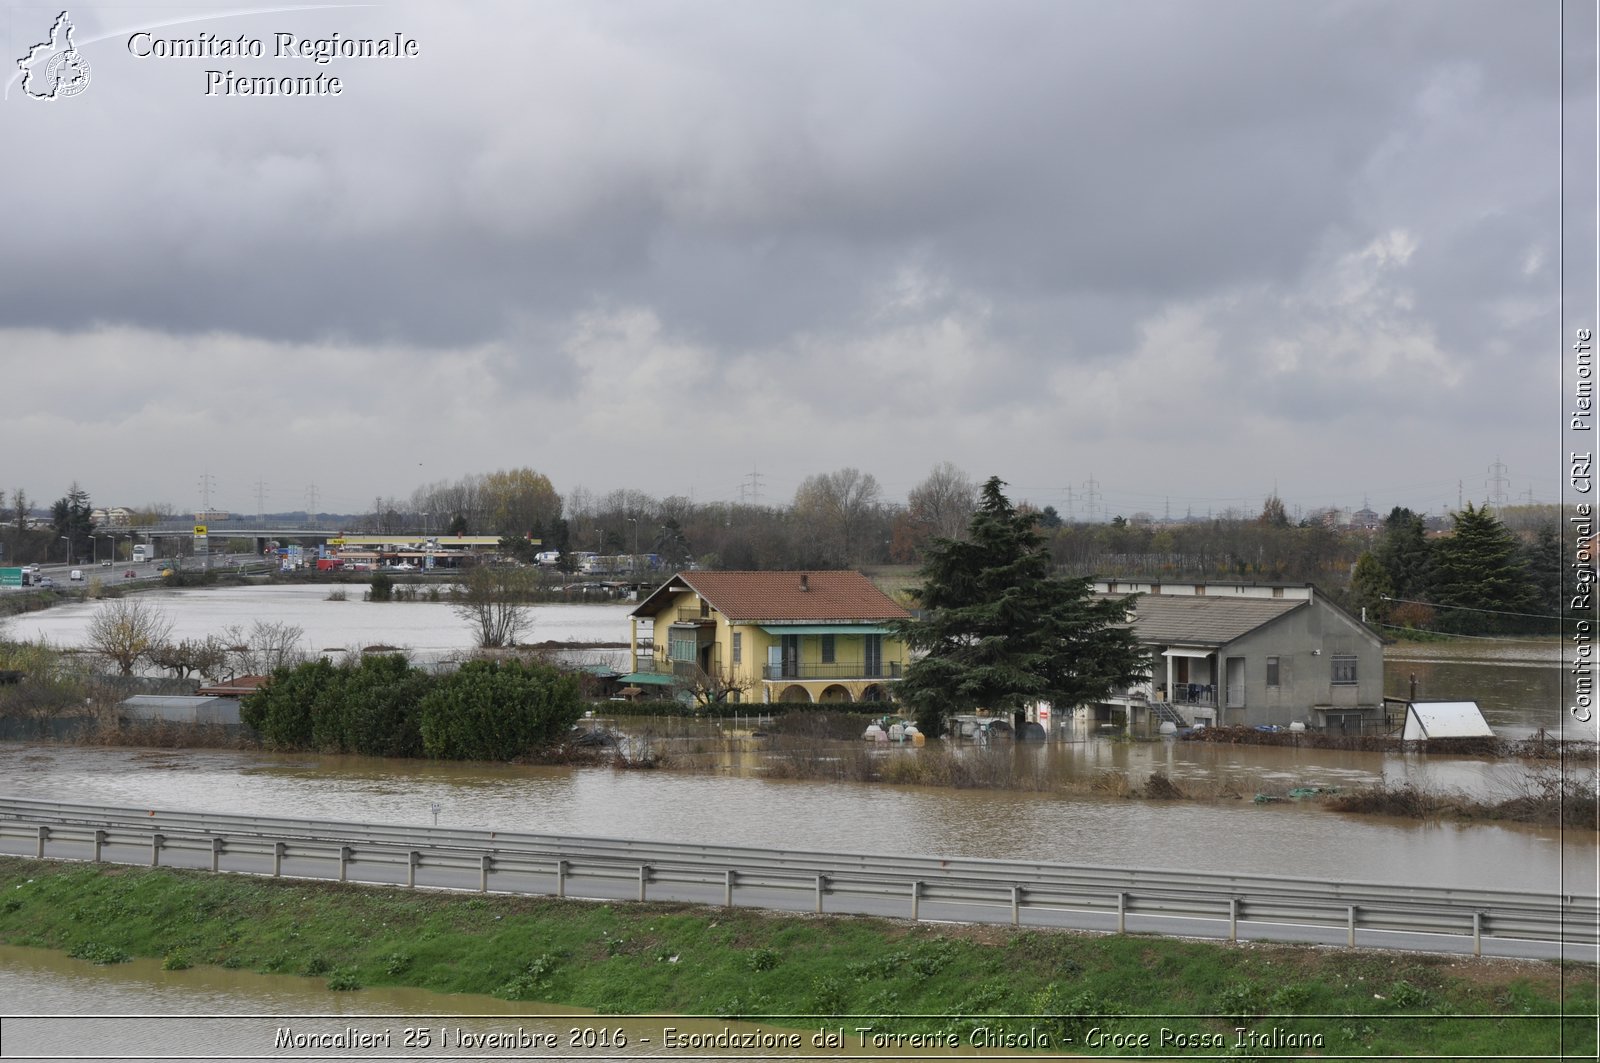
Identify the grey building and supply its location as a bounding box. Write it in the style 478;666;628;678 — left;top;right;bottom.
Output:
1089;580;1385;732
118;694;242;726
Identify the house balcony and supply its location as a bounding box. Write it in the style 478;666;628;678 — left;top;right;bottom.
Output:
1170;684;1216;707
762;661;903;681
674;609;715;624
630;656;699;678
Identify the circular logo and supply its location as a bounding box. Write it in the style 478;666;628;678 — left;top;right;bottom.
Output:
44;49;91;97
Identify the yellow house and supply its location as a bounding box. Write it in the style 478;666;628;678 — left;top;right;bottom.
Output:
625;570;912;704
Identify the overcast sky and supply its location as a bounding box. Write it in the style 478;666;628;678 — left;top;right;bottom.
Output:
0;0;1580;521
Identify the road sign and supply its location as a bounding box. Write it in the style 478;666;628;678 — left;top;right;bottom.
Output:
0;568;20;587
193;525;208;535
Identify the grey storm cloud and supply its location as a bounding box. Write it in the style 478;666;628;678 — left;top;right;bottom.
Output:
0;0;1569;510
2;1;1557;350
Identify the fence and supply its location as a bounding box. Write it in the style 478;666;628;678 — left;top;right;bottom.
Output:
0;798;1592;961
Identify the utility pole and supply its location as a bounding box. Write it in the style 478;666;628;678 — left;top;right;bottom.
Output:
197;471;216;515
1082;475;1101;523
1064;485;1075;522
743;466;765;507
1485;458;1510;512
254;479;269;523
304;484;320;523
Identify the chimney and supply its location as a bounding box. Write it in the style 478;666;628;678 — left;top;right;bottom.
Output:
799;574;809;591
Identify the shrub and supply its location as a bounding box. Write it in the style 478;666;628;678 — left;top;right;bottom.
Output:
69;942;129;965
419;659;583;761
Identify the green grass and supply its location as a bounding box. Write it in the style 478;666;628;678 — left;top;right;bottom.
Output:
0;856;1592;1058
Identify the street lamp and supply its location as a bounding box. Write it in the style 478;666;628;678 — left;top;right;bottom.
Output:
59;536;71;564
627;517;638;568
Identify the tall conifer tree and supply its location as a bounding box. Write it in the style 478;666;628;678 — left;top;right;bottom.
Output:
895;477;1147;736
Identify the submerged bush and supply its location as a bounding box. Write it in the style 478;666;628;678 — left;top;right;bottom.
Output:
418;659;583;761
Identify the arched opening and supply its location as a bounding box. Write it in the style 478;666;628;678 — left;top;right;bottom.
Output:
778;685;812;703
819;684;852;704
860;684;886;703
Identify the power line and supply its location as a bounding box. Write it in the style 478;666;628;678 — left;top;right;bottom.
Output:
1379;595;1564;622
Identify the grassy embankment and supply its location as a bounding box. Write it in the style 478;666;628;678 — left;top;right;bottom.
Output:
0;856;1591;1059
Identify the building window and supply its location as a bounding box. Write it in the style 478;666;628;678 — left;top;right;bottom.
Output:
1271;586;1284;598
1266;656;1280;687
731;631;742;666
1331;655;1358;685
820;635;835;663
669;636;696;662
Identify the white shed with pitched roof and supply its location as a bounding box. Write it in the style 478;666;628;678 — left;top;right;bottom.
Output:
1402;700;1492;740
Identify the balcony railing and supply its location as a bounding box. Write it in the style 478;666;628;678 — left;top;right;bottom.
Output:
674;609;714;623
630;657;695;677
762;661;903;682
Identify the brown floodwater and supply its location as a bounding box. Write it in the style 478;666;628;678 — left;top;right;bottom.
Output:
0;633;1591;1057
0;944;882;1060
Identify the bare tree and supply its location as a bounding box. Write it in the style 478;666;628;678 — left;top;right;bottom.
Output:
793;467;883;566
673;664;754;707
85;599;173;676
149;636;229;681
907;461;978;541
219;621;307;675
453;565;533;648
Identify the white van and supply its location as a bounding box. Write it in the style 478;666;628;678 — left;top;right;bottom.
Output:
69;569;83;581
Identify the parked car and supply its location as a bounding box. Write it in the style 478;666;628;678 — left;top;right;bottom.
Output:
69;569;83;581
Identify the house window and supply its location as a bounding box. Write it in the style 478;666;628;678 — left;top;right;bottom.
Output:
731;631;742;666
820;635;835;663
1225;656;1245;708
864;635;883;677
1272;586;1284;598
1331;655;1358;685
669;636;696;662
1266;656;1280;687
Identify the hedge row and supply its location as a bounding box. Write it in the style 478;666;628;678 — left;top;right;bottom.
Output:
240;656;582;761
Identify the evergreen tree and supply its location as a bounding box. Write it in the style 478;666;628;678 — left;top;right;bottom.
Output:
1520;523;1563;633
895;477;1147;736
1373;506;1431;602
50;483;94;565
1430;503;1536;634
1347;553;1394;625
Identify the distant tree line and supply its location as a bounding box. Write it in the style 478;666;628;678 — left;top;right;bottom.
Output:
1347;504;1562;635
3;469;1567;639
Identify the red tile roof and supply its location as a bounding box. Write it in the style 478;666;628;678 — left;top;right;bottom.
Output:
195;674;272;696
634;571;910;623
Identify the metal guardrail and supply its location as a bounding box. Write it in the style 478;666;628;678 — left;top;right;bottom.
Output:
0;798;1593;959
